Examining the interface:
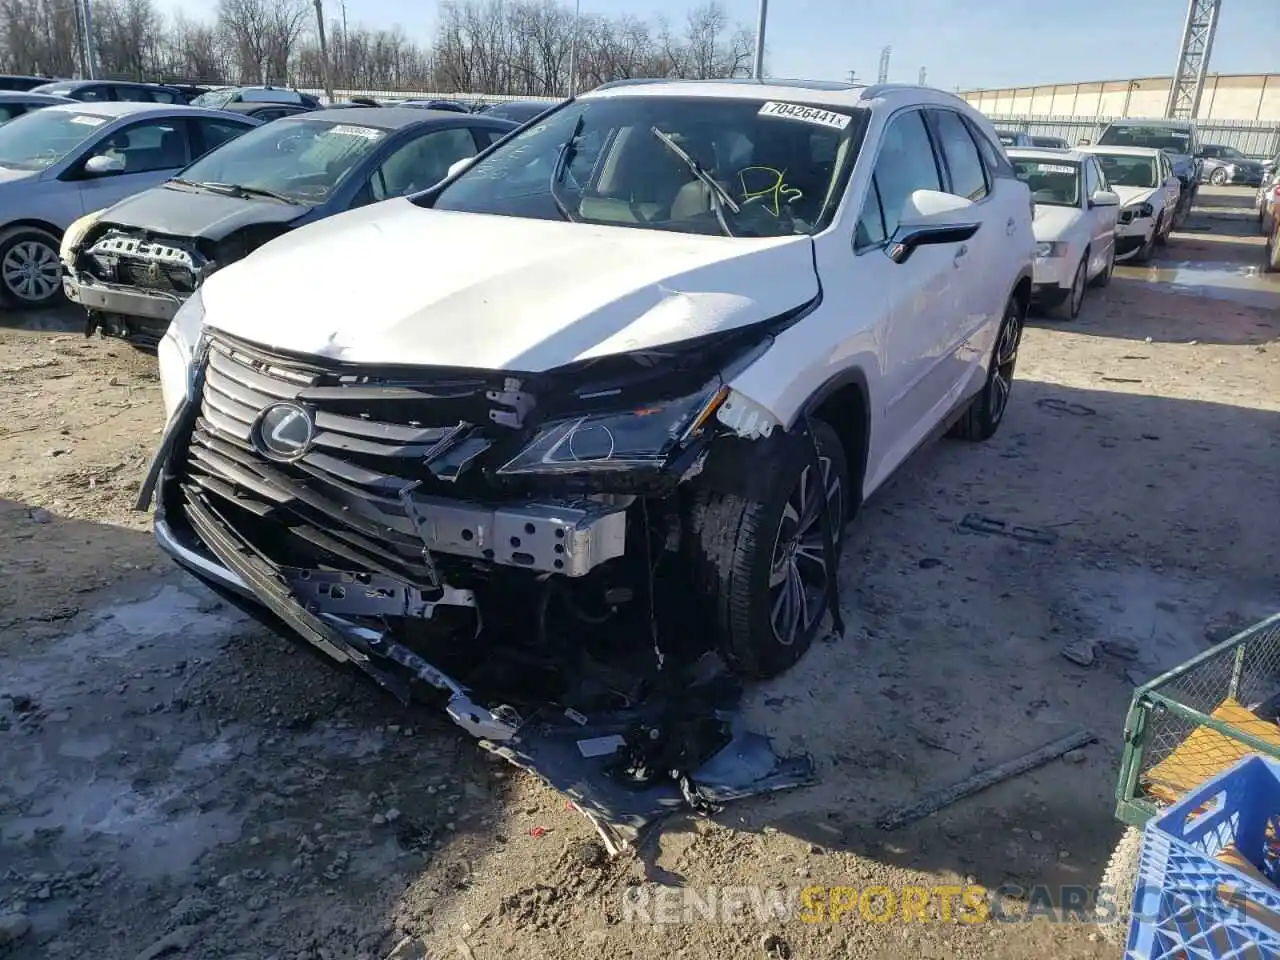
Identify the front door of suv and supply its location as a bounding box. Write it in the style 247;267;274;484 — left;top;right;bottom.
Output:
857;107;967;483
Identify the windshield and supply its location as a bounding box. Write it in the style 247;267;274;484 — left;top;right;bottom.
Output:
1092;153;1159;189
177;117;388;203
1031;136;1066;149
1213;146;1247;160
0;108;109;170
1010;159;1080;206
432;96;863;237
1099;124;1191;154
190;89;236;109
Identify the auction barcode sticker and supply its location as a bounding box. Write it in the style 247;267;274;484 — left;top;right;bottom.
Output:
758;101;852;131
329;124;384;140
1038;164;1077;174
69;115;106;126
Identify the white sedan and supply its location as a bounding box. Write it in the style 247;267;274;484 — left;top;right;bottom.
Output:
1078;144;1181;263
1008;148;1120;319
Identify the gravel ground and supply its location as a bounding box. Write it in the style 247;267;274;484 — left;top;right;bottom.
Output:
0;186;1277;960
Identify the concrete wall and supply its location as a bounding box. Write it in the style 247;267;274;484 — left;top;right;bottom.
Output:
960;73;1280;122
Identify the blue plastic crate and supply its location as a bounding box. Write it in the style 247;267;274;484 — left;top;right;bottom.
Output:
1127;755;1280;959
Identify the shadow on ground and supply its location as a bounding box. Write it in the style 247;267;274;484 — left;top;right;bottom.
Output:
716;376;1279;903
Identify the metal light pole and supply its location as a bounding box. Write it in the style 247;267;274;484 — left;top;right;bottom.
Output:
313;0;336;104
752;0;767;79
80;0;97;80
567;0;581;98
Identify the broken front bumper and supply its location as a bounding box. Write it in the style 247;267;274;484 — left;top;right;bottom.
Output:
153;505;523;743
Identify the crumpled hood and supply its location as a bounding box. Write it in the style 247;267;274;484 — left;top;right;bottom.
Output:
1032;204;1082;240
201;199;819;372
1113;185;1160;207
96;183;304;241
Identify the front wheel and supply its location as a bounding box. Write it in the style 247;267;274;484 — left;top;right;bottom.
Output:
1097;826;1143;945
1210;167;1228;186
687;420;850;678
0;227;63;308
1049;256;1087;320
1266;228;1280;274
1133;221;1157;263
1090;243;1115;288
948;293;1024;442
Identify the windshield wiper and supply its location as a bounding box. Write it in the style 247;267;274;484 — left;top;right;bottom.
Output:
548;113;584;223
194;181;304;205
650;126;739;237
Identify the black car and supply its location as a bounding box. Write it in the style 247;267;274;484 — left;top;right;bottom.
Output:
480;99;560;124
0;75;57;92
189;86;322;111
399;98;472;114
219;101;315;123
64;108;518;347
0;91;76;125
29;79;188;103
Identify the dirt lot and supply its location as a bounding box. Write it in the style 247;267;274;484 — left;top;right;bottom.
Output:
1;185;1277;960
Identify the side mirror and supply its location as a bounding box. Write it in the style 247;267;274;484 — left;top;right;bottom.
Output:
84;154;125;176
1076;138;1092;146
1089;189;1120;207
446;156;475;180
886;189;982;265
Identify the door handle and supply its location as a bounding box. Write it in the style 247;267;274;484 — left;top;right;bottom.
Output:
1006;217;1016;236
953;244;968;267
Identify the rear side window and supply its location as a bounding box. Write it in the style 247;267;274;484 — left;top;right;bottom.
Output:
195;118;250;157
930;109;988;201
870;109;942;237
960;116;1014;180
113;86;153;103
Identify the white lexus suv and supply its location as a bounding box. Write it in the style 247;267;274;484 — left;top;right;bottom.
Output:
138;79;1033;738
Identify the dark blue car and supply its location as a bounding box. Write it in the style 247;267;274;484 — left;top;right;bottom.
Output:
63;107;518;347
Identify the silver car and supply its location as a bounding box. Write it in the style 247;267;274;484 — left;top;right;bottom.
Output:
0;101;260;307
1197;144;1265;186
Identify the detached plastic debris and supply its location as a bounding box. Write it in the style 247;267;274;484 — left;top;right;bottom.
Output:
477;654;815;854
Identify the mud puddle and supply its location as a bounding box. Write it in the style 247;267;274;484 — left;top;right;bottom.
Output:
1116;259;1280;309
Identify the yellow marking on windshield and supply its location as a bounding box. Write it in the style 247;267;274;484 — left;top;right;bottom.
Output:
737;166;803;217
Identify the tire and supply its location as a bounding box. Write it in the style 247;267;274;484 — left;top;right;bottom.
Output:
1097;826;1143;946
1266;229;1280;274
1049;256;1086;320
0;226;63;308
1153;210;1171;247
1133;223;1155;264
1209;167;1228;186
1090;243;1114;288
686;420;850;679
948;292;1025;442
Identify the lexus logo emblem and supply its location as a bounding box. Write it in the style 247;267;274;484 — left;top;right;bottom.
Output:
253;402;315;461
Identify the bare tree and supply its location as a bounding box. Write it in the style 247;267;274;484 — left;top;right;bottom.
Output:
0;0;753;94
217;0;309;83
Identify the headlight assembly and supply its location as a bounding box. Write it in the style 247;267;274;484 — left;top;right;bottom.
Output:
59;208;107;262
158;287;205;422
497;383;728;476
1035;241;1067;258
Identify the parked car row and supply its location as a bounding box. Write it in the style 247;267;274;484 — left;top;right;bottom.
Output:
1005;141;1182;319
61;107;518;345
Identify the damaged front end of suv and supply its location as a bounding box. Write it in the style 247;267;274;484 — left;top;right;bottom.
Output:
137;289;837;847
136;86;884;847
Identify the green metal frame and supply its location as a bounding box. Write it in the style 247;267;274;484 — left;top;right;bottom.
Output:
1114;611;1280;827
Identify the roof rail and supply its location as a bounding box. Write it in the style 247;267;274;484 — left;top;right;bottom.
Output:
590;78;670;92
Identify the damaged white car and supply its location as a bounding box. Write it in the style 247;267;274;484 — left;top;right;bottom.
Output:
137;79;1034;844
